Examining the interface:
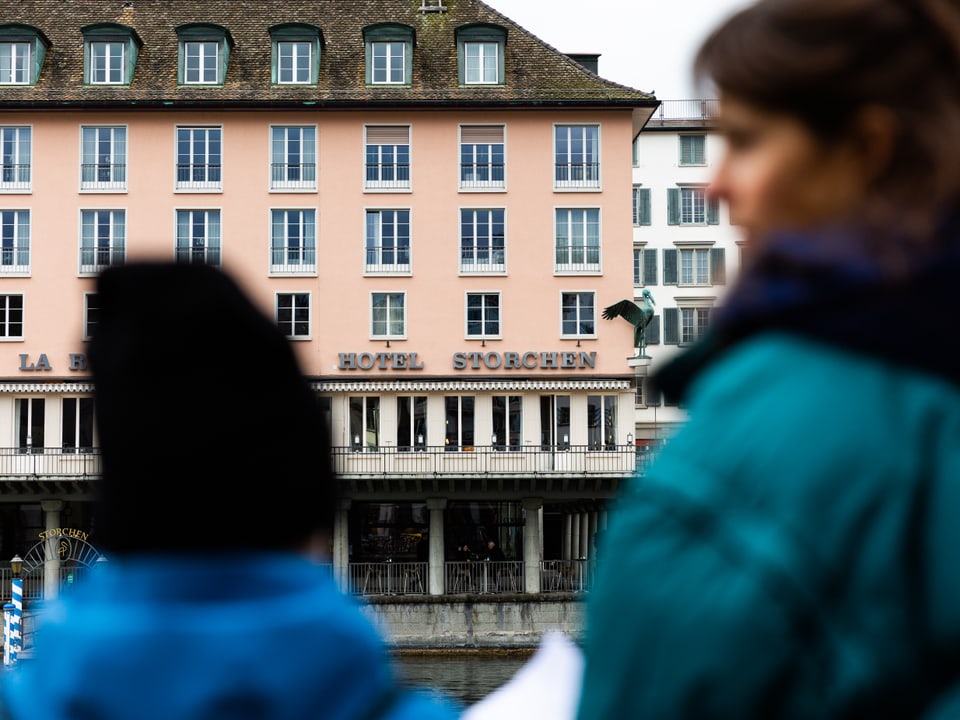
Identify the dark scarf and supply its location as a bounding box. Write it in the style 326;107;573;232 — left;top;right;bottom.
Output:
655;215;960;402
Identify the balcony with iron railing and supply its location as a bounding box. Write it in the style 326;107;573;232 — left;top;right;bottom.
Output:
365;164;410;190
270;162;317;190
554;162;600;189
0;164;31;191
459;163;505;190
646;99;720;127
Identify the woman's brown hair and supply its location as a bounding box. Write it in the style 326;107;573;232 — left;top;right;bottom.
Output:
695;0;960;242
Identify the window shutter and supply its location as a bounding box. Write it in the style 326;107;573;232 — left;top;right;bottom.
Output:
646;379;662;407
645;314;660;345
366;126;409;144
707;196;720;225
710;247;726;285
638;187;651;226
663;307;679;344
460;125;504;143
667;188;680;225
662;248;678;285
643;248;658;286
632;187;640;225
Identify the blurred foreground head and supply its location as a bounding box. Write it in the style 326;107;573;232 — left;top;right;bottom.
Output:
696;0;960;247
89;262;336;555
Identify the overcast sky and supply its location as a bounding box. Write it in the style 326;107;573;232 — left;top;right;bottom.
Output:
483;0;752;99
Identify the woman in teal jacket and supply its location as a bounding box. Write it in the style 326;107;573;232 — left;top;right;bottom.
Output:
578;0;960;717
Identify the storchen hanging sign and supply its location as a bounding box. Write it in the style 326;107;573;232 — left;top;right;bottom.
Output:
336;351;597;371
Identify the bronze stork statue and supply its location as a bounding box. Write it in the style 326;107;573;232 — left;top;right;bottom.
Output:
602;289;656;358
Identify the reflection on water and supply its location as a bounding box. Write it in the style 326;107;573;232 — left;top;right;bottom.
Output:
394;651;531;707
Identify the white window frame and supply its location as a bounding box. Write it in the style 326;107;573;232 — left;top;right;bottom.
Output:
587;394;618;450
270;125;316;191
365;209;411;274
459;125;505;191
554;124;600;190
679;247;710;286
681;187;707;224
560;291;596;339
89;41;125;84
277;40;312;84
0;42;31;85
465;291;501;339
491;394;522;450
270;208;316;274
370;291;405;339
370;41;406;84
183;40;220;84
464;40;499;84
0;293;24;340
175;209;221;266
349;396;381;451
79;209;125;275
176;126;222;191
81;126;127;191
444;395;475;451
680;306;712;344
276;292;311;339
61;397;95;453
83;292;99;341
459;208;505;274
0;209;29;275
554;207;600;273
0;126;31;192
364;125;411;191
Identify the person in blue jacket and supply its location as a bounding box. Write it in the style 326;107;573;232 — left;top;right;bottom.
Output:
1;263;459;720
578;0;960;717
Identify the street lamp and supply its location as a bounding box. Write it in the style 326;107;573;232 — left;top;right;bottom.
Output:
627;433;634;446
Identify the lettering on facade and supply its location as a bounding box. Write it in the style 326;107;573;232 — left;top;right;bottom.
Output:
37;527;90;542
17;353;89;372
338;352;426;370
452;351;596;370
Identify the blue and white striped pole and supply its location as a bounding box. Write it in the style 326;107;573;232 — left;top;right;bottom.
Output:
9;555;22;664
3;601;12;666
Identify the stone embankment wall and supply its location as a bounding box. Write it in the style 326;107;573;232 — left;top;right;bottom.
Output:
360;594;585;648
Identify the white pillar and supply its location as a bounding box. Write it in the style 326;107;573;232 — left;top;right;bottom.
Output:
332;499;351;592
562;513;572;561
580;511;590;560
426;498;447;596
570;513;581;561
41;500;63;602
588;511;599;559
522;498;543;594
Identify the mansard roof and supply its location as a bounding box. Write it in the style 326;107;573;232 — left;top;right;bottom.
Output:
0;0;657;114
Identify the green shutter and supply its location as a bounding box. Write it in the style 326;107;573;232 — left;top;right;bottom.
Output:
707;196;720;225
662;249;678;285
667;188;680;225
710;247;726;285
638;188;651;226
663;307;679;345
643;248;658;286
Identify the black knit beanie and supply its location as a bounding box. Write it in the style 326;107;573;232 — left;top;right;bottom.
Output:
89;262;336;554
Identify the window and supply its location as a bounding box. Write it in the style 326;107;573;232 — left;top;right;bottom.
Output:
555;208;600;272
466;292;500;338
667;187;720;225
271;209;316;273
84;292;99;340
271;126;316;190
81;126;126;190
555;125;599;189
664;305;713;345
364;24;414;85
365;126;410;190
350;396;380;451
15;398;43;452
175;209;221;266
633;247;657;287
177;24;232;85
176;127;222;191
663;247;726;286
540;395;570;450
561;292;595;338
632;186;650;225
0;25;48;86
83;24;140;86
0;210;29;273
457;25;505;85
444;396;475;451
270;24;321;85
679;134;706;166
365;209;410;273
492;395;521;450
276;292;310;338
0;294;23;339
62;398;95;453
1;126;31;191
460;125;504;190
397;395;427;450
460;208;504;272
371;292;405;338
587;395;617;450
80;209;125;274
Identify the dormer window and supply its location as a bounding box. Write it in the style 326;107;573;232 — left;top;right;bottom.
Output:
177;24;232;86
270;24;321;85
364;24;414;86
457;25;505;86
0;24;49;87
83;24;141;86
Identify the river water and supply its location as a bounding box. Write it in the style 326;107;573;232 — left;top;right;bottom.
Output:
394;651;531;707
